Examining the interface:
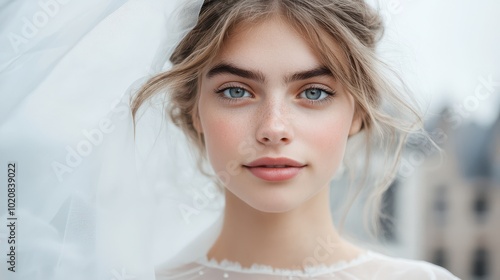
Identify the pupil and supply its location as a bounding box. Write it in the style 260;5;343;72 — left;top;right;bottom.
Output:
306;89;321;100
230;88;244;98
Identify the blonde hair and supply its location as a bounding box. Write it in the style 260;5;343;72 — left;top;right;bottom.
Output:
131;0;427;238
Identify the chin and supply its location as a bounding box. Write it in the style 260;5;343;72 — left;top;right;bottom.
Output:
234;187;306;213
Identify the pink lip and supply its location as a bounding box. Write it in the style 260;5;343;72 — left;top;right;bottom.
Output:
244;157;306;168
243;157;306;182
244;166;304;181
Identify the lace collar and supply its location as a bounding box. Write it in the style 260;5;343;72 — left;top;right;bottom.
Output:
194;250;375;277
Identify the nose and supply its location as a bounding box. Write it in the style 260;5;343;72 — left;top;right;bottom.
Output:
256;101;294;146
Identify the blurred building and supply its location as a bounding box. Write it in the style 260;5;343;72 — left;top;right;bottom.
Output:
381;107;500;280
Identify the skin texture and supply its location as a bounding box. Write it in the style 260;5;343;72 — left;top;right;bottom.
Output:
194;16;364;268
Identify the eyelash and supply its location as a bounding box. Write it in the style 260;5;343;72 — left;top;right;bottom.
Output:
214;85;337;106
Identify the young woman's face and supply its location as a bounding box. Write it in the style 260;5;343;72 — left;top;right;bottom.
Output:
196;17;361;213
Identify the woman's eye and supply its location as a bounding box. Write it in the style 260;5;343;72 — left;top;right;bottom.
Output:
219;87;252;99
299;88;336;104
303;88;324;100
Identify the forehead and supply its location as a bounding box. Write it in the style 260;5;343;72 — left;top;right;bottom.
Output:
202;16;349;81
209;17;322;70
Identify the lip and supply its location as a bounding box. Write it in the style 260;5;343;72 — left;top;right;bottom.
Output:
244;157;306;168
243;157;306;182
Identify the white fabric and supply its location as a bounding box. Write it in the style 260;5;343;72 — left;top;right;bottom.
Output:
0;0;223;280
156;250;461;280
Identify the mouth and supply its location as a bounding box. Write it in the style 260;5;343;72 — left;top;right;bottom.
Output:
245;165;299;168
242;165;305;182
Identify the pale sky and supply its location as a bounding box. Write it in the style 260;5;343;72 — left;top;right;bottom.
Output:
369;0;500;126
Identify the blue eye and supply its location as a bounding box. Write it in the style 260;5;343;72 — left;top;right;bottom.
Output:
218;87;252;99
215;86;252;102
299;88;336;105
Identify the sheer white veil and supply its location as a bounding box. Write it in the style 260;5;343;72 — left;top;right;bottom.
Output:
0;0;224;279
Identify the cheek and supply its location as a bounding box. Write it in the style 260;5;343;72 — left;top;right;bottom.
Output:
302;113;352;172
201;109;246;172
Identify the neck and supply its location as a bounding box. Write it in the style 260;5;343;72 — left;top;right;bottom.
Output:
206;185;363;269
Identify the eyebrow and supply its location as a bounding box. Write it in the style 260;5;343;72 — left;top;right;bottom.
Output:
206;62;334;84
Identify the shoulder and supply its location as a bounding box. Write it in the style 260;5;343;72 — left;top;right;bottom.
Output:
363;251;461;280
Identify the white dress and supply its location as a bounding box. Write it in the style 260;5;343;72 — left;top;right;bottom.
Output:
156;251;461;279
